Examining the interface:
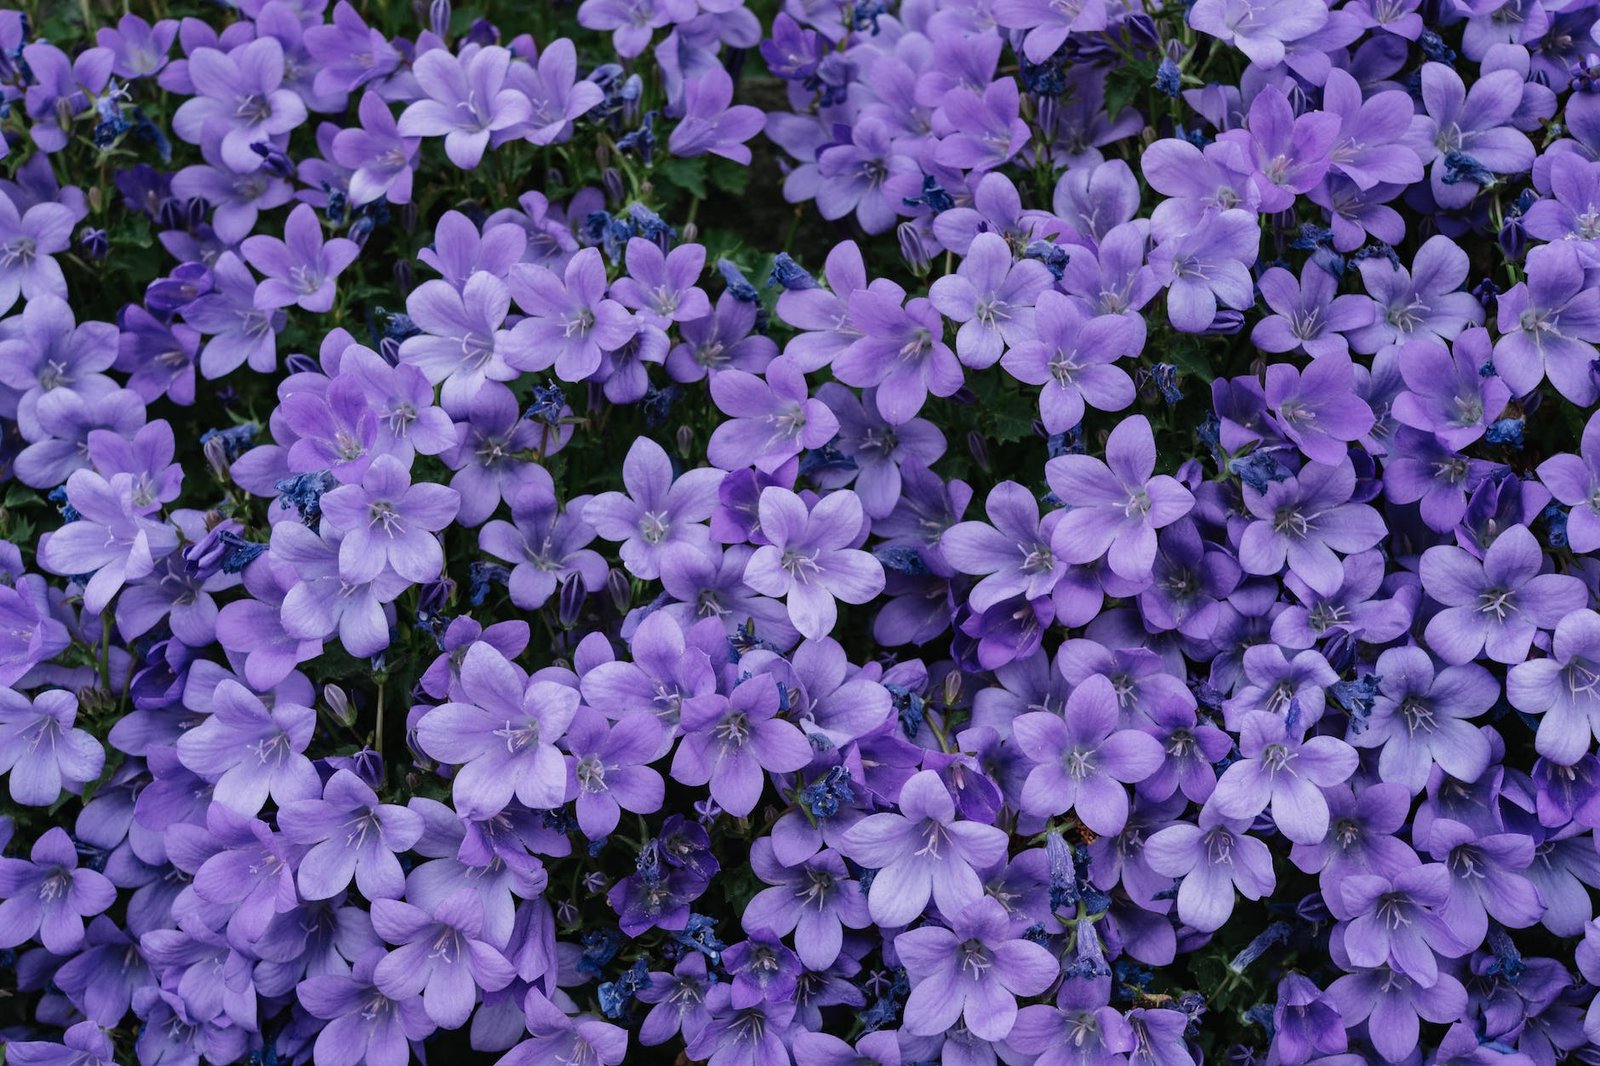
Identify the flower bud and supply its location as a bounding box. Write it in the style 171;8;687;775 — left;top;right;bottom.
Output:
78;227;108;261
966;430;991;474
428;0;451;37
896;222;930;276
601;166;624;205
558;572;586;627
324;684;356;726
607;568;631;614
675;424;693;457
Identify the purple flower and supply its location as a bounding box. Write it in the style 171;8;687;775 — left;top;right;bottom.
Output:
1326;965;1466;1064
1238;458;1386;597
1213;86;1340;212
371;889;516;1028
839;768;1009;927
1354;647;1494;792
1144;805;1275;932
1425;819;1543;952
509;247;637;382
182;251;285;378
1338;865;1467;985
1348;235;1483;355
1509;608;1600;765
1209;711;1358;844
4;1021;117;1066
1492;239;1600;405
0;689;104;807
333;92;420;206
1011;674;1165;834
1322;68;1425;191
563;705;665;838
0;827;115;954
670;673;812;817
0;194;74;314
501;990;629;1066
741;840;867;971
833;288;962;424
1413;61;1535;209
298;949;435;1066
175;678;318;814
1187;0;1327;66
584;435;723;580
97;14;177;79
414;642;580;815
39;469;179;613
895;896;1058;1041
1265;351;1377;465
994;0;1108;62
933;78;1031;174
1046;415;1195;581
940;480;1065;613
400;270;529;408
668;68;764;164
1250;262;1374;359
171;37;307;172
707;356;838;473
241;202;359;312
319;454;461;584
479;481;607;609
928;232;1053;369
1149;209;1259;333
1419;523;1587;665
278;768;424;901
397;46;531;169
508;37;605;145
743;487;885;641
1392;331;1509;449
578;0;697;58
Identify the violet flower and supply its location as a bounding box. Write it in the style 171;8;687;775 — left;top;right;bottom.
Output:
0;827;115;954
171;38;308;172
0;689;104;807
743;486;885;641
318;454;461;584
397;45;532;169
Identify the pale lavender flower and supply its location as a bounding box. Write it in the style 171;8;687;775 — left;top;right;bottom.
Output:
397;46;532;169
0;690;104;807
171;37;308;172
928;233;1053;369
743;487;885;641
241;202;359;313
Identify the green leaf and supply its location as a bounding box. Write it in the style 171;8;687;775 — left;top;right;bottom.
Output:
655;156;708;200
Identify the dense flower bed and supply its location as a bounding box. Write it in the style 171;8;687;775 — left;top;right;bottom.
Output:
0;0;1598;1062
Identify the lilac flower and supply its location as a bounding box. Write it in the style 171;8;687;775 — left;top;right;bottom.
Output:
171;37;307;172
816;383;945;519
241;202;359;313
332;93;420;206
319;454;461;584
1250;263;1374;359
1326;966;1467;1064
371;889;516;1028
707;356;838;473
1419;523;1587;665
1210;711;1358;844
97;14;177;79
1354;647;1494;792
440;385;553;526
39;469;178;613
928;233;1053;369
400;270;530;408
578;0;697;58
1322;68;1425;191
1347;235;1483;355
1144;806;1275;932
671;673;812;817
278;769;424;901
507;38;604;145
1425;819;1544;951
741;840;867;971
183;252;285;378
833;288;962;424
1011;674;1164;834
414;642;580;815
933;78;1031;174
397;45;531;169
563;706;665;838
668;292;778;382
1187;0;1327;66
1238;458;1386;597
1338;865;1467;985
1149;209;1259;333
584;435;724;580
479;482;607;610
1413;61;1536;209
993;0;1108;62
1000;289;1139;434
1492;239;1600;405
1265;352;1377;465
610;238;710;327
175;678;318;814
298;950;435;1066
940;481;1065;613
839;768;1009;927
0;194;74;314
1045;415;1195;581
1509;608;1600;765
4;1021;118;1066
895;896;1058;1041
0;827;115;954
0;689;103;807
501;991;629;1066
743;487;885;641
509;247;637;382
668;68;764;164
1392;332;1509;450
1214;86;1340;212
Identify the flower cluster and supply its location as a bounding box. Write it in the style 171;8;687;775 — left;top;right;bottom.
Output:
0;0;1599;1064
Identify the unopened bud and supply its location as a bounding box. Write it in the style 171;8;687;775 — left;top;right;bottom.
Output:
942;671;962;708
897;222;930;276
202;434;231;479
675;425;693;457
428;0;451;37
324;683;355;726
607;568;631;614
558;572;586;627
966;430;991;474
601;166;624;205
